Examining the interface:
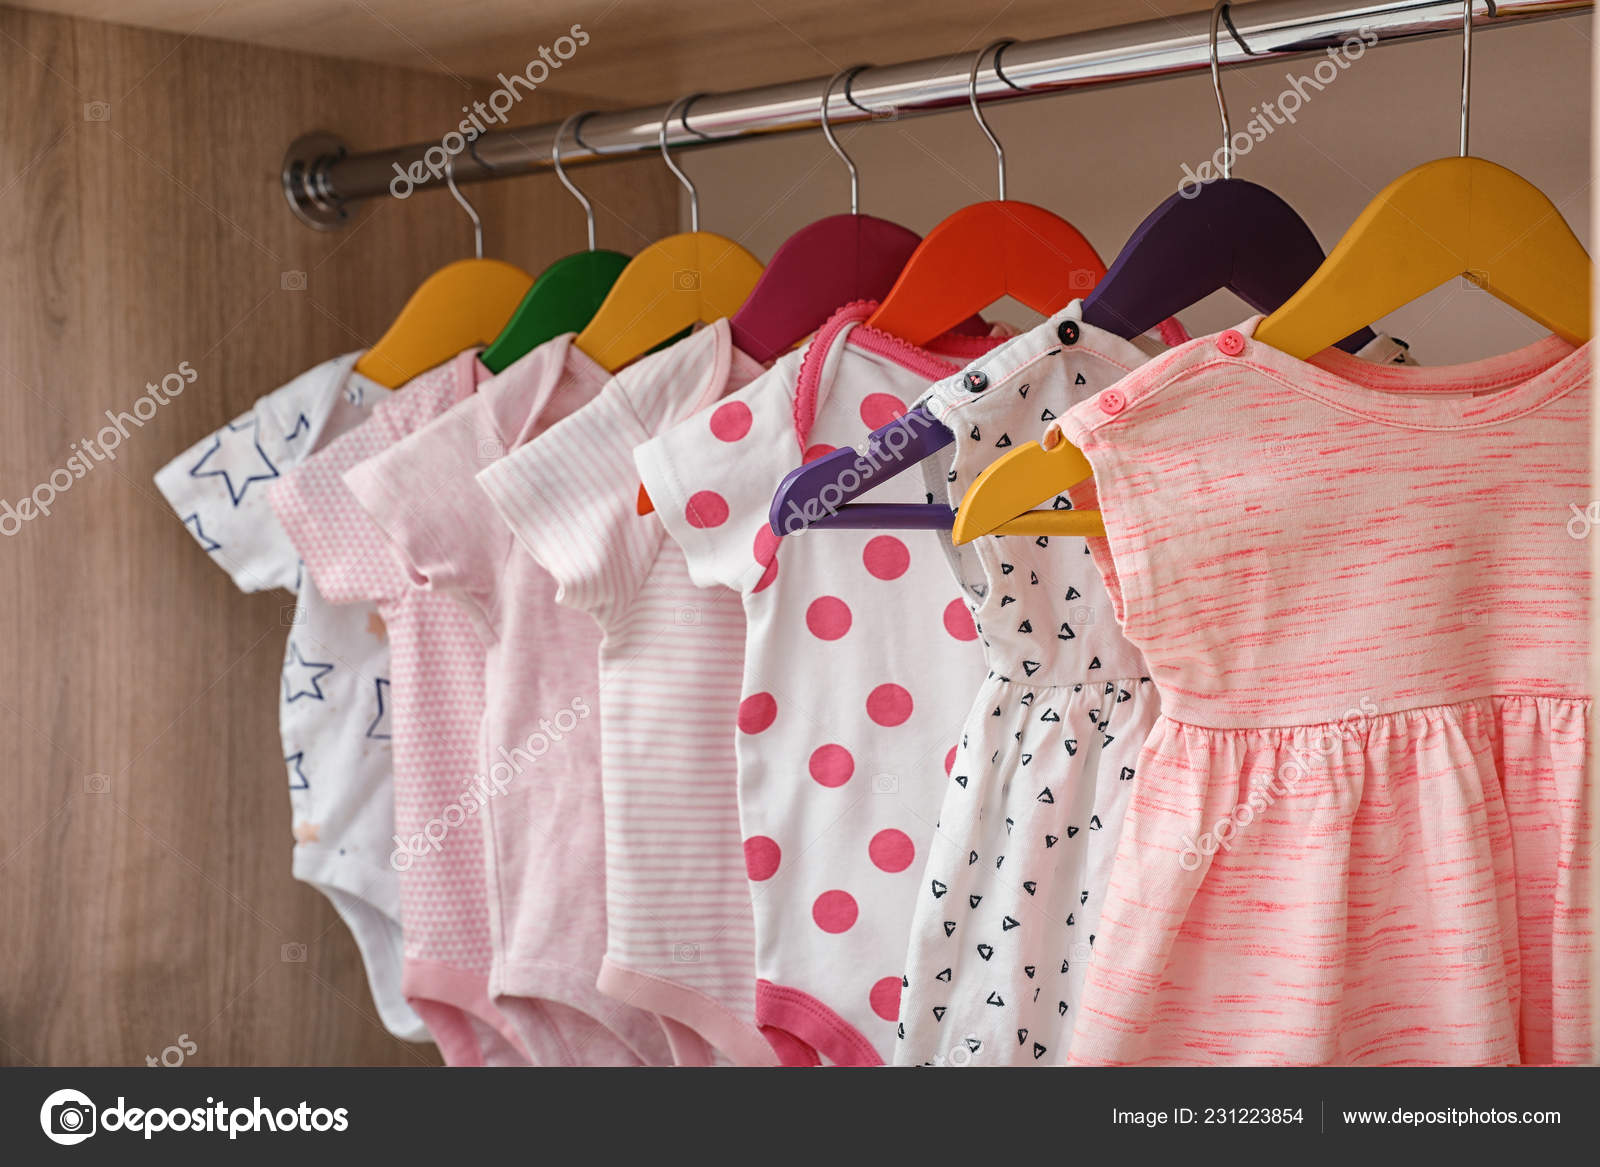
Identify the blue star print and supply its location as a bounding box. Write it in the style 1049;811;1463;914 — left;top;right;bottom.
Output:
286;751;310;790
181;513;221;552
366;677;393;740
187;414;279;505
282;641;334;703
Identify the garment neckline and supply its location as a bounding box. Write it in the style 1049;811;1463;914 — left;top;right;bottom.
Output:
1232;316;1589;429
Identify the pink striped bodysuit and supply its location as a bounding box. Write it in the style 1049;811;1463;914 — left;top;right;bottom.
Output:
1058;319;1592;1065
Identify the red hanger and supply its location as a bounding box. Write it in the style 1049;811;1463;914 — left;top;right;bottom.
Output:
864;40;1107;345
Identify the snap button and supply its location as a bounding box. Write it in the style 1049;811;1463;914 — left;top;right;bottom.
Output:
1098;389;1126;415
1056;319;1080;345
963;370;989;393
1216;329;1246;356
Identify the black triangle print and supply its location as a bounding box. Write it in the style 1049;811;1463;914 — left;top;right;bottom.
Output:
970;425;980;440
1033;986;1041;1003
943;921;957;937
1089;708;1103;725
1064;739;1078;756
1040;408;1056;422
932;1006;946;1021
1088;656;1102;669
1066;913;1075;926
1034;536;1050;548
976;943;994;961
985;991;1003;1006
991;706;1003;717
1019;692;1034;706
1018;383;1029;399
1080;890;1089;904
1018;619;1032;633
1051;494;1072;511
1012;730;1022;742
1001;916;1020;931
936;967;952;982
1005;819;1016;838
1058;622;1075;640
903;974;910;986
1037;787;1054;804
1045;834;1058;848
1061;959;1071;973
994;855;1004;869
1090;815;1103;830
1033;1042;1047;1059
1000;594;1016;606
954;775;968;788
1118;688;1131;702
1022;661;1041;676
1065;586;1081;600
931;880;948;898
1016;1028;1029;1045
1023;881;1037;895
1120;766;1135;781
1030;571;1039;584
968;894;982;909
995;433;1012;448
1024;965;1036;979
897;1022;905;1038
1040;708;1060;722
1074;372;1087;385
1103;732;1115;747
1066;825;1079;838
969;850;979;865
1019;753;1032;765
1058;1000;1069;1016
946;468;957;482
1000;562;1014;574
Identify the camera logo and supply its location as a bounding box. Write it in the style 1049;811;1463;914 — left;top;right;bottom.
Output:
41;1088;97;1145
672;269;700;292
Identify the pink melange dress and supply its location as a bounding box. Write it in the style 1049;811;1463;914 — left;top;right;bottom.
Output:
1057;320;1592;1066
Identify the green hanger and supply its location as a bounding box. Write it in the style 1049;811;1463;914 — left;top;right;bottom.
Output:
481;113;635;375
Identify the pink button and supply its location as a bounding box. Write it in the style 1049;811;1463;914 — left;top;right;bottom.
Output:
1217;329;1246;356
1098;389;1126;415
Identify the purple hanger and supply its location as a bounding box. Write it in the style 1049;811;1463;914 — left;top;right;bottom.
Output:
1080;178;1374;353
769;404;955;536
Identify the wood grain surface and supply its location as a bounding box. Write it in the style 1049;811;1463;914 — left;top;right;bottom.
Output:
0;4;676;1066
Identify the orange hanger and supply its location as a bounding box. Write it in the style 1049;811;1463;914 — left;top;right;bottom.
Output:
355;156;532;388
863;40;1106;345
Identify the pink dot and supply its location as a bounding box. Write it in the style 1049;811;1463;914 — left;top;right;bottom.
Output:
752;525;780;567
862;535;910;580
943;598;978;641
944;746;957;775
738;692;777;734
805;595;852;640
869;828;915;873
812;890;859;933
866;683;914;727
709;401;753;442
802;443;836;464
753;557;779;593
860;393;907;429
809;744;854;788
744;836;781;881
685;490;729;529
869;976;902;1022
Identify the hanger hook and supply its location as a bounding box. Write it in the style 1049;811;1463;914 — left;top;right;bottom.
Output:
822;65;869;215
968;39;1016;201
444;153;483;260
1461;2;1498;156
660;95;704;232
1209;1;1233;180
552;112;598;252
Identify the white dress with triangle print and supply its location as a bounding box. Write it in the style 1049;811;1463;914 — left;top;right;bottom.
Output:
894;304;1163;1066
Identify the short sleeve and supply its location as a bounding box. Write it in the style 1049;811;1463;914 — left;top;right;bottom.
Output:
152;360;346;594
344;394;510;631
634;367;796;595
270;413;407;606
475;379;656;624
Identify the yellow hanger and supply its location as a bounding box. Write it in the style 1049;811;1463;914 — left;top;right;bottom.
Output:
952;431;1103;544
1256;1;1590;356
355;155;533;389
574;95;764;372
